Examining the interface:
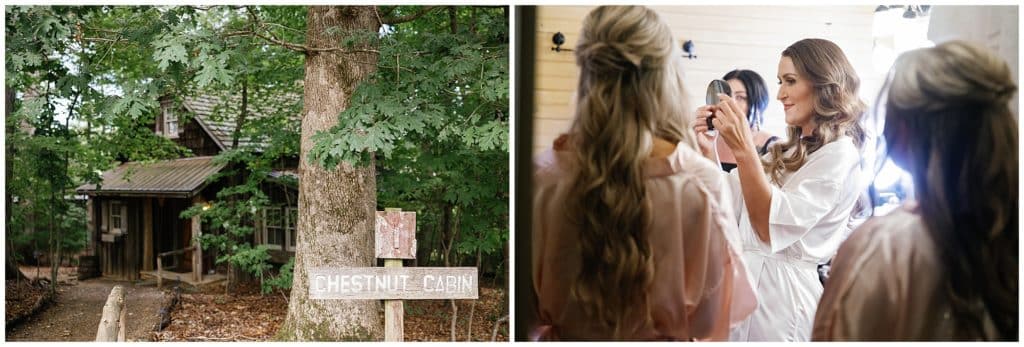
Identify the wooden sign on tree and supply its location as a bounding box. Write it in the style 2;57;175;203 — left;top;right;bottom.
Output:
374;210;416;259
307;208;478;342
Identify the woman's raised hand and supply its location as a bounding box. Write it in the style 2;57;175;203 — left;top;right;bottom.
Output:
693;104;717;160
712;94;757;158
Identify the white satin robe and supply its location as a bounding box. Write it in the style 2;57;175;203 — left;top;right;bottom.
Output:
726;136;864;341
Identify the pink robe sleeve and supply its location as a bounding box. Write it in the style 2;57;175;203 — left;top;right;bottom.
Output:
679;169;758;340
812;211;943;341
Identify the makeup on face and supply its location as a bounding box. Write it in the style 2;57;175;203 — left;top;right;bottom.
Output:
776;56;814;129
726;78;749;118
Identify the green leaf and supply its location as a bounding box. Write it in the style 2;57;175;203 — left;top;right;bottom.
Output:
152;34;189;71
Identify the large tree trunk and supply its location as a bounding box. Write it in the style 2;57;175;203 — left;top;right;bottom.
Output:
6;256;26;281
278;6;383;341
5;88;27;283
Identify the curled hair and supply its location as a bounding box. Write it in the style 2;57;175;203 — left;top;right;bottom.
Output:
883;40;1018;340
567;5;694;338
723;69;770;129
763;38;866;185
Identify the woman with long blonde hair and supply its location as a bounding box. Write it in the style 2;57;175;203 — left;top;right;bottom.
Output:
693;38;867;341
532;5;756;340
813;40;1018;341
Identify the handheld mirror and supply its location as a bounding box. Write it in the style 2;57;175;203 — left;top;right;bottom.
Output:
705;79;732;131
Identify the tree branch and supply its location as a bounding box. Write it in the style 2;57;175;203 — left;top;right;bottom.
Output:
378;6;397;20
82;37;123;43
226;30;380;55
381;6;439;25
225;7;379;55
82;26;122;36
261;21;304;35
373;6;385;27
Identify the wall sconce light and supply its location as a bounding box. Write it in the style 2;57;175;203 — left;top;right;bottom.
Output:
682;40;696;59
875;5;931;18
551;32;573;52
202;203;211;211
902;6;918;18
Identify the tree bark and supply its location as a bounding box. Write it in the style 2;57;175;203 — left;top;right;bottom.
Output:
6;256;26;281
231;78;248;150
466;247;481;340
49;190;58;294
5;88;27;283
448;6;457;34
278;6;383;341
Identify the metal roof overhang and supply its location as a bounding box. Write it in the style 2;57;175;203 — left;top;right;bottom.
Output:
75;156;225;199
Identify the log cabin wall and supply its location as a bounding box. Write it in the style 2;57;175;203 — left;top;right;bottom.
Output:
95;197;144;280
175;118;222;156
154;198;187;272
531;6;879;154
127;197;143;280
153;102;222;156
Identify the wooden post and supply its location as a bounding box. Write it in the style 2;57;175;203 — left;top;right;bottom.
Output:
383;207;403;342
384;258;403;342
157;257;162;289
191;198;203;283
86;199;95;255
95;285;125;342
143;198;153;271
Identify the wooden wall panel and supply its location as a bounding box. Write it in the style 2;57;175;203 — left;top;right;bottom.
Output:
530;6;880;154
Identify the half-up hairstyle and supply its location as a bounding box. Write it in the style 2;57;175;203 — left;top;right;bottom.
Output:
883;40;1018;340
567;5;694;338
763;38;867;185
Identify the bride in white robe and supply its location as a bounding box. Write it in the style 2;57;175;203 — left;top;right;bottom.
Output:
725;136;862;341
694;38;867;341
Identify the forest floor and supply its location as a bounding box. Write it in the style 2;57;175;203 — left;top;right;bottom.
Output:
151;282;288;341
5;267;163;342
405;284;509;341
152;281;509;341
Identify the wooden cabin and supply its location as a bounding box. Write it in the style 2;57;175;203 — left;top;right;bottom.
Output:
75;94;300;284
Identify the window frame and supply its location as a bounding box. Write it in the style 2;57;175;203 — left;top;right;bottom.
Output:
162;103;179;139
262;207;284;251
285;207;297;252
109;200;125;235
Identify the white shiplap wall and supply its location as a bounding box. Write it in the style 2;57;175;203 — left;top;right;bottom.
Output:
928;5;1019;118
532;6;879;153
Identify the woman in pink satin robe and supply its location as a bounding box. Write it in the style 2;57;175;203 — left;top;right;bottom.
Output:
813;41;1018;341
530;6;757;341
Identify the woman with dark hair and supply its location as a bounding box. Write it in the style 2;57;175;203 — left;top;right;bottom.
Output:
709;69;778;172
813;40;1018;341
693;38;867;341
532;5;757;341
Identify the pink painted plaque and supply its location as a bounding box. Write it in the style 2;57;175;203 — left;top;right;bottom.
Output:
375;211;417;259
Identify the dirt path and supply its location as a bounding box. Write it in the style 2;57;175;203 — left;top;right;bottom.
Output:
6;278;164;342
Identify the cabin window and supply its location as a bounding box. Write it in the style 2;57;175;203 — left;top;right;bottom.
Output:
109;200;125;235
263;207;285;250
286;207;297;252
162;103;179;139
262;206;297;252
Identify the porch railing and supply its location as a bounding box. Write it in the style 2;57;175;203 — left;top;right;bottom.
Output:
156;246;196;289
